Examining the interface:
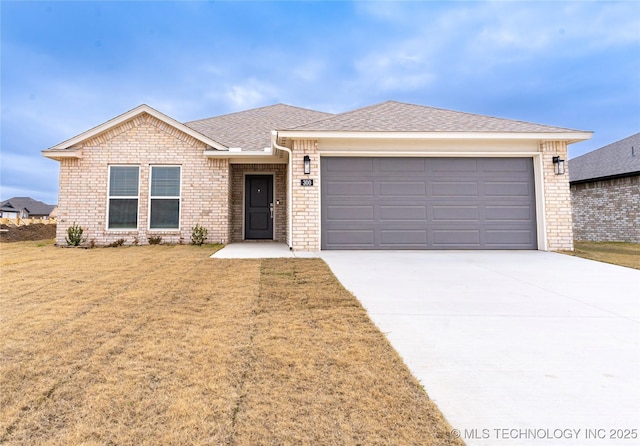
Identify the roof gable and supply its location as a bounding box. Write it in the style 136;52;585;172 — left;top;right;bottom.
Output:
185;104;333;151
288;100;585;134
43;104;227;159
569;132;640;183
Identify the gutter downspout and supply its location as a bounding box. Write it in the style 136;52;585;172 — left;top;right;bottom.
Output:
271;131;293;250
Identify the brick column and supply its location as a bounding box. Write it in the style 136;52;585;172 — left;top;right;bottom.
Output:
540;141;574;251
291;140;319;251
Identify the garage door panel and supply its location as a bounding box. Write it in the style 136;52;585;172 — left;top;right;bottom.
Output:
321;157;537;250
484;206;533;221
432;181;479;197
432;205;480;221
379;181;426;197
379;158;427;172
433;229;481;247
482;158;531;172
431;158;479;172
485;229;536;246
325;229;375;247
325;205;374;221
484;181;531;197
325;181;374;197
380;230;428;247
324;157;373;172
379;205;427;221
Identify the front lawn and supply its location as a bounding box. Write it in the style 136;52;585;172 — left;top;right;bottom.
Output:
0;241;461;445
563;241;640;270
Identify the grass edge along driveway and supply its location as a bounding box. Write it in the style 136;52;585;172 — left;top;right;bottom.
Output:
0;242;463;445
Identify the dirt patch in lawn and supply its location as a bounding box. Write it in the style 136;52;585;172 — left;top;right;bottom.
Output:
0;242;462;445
0;223;56;243
562;241;640;270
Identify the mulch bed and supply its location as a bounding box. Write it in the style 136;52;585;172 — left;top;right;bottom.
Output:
0;224;56;243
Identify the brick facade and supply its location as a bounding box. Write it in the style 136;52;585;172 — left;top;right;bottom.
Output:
290;140;320;251
229;164;287;242
540;141;574;251
55;113;229;246
571;175;640;242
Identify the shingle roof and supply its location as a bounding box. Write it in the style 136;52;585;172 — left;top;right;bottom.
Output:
288;100;583;133
569;132;640;183
185;104;334;151
0;197;56;216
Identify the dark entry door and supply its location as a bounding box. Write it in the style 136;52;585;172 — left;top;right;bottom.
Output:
245;175;274;239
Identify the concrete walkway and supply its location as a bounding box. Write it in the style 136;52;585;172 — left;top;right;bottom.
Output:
319;251;640;446
211;242;319;258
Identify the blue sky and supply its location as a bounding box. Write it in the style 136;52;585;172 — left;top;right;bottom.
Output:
2;1;639;205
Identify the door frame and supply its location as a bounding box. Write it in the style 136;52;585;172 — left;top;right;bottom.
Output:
243;173;275;240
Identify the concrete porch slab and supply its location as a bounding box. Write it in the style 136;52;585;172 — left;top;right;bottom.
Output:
210;242;319;259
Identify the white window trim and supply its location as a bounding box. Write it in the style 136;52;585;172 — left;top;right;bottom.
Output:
148;165;182;231
106;165;140;231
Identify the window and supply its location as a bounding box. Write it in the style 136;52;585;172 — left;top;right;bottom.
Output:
108;166;139;229
150;166;181;229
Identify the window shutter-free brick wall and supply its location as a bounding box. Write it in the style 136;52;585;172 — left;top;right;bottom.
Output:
56;113;229;246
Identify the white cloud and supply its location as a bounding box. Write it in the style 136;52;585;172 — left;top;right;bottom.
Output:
224;79;280;110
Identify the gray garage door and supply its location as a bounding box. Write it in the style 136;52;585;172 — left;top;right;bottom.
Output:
321;157;537;250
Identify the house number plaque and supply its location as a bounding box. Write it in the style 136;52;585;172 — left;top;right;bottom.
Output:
300;179;314;186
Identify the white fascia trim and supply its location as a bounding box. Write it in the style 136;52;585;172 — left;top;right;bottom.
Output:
42;148;83;159
319;151;540;157
278;130;593;143
43;104;229;153
203;149;274;157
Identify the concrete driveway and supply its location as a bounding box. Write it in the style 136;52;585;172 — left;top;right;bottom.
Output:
320;251;639;446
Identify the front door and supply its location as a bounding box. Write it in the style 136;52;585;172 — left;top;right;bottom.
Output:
245;175;274;239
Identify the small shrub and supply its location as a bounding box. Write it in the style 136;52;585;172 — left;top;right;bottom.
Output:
89;239;96;249
132;236;139;246
65;222;87;246
179;236;185;245
191;224;208;246
106;238;126;248
148;235;162;245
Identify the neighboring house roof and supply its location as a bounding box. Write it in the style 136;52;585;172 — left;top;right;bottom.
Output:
288;100;583;134
185;104;333;151
0;197;56;216
569;132;640;183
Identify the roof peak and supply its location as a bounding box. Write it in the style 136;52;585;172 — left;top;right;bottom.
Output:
187;103;332;124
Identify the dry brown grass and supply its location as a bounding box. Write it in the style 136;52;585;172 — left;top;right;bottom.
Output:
562;241;640;270
1;241;462;445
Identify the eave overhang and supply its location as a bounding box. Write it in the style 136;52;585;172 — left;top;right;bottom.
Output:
276;130;593;144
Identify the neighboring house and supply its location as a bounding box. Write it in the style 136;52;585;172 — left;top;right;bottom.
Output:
569;132;640;243
0;197;56;219
42;101;591;251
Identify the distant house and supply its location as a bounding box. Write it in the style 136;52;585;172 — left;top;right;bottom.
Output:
569;133;640;243
0;197;56;220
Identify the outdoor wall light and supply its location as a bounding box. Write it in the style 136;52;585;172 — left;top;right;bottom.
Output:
552;156;565;175
303;155;311;175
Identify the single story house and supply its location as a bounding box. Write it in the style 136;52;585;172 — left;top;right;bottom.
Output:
570;132;640;243
0;197;56;219
42;100;591;251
